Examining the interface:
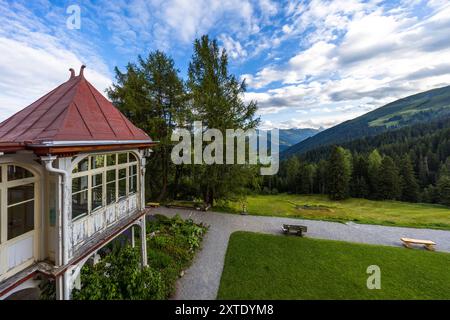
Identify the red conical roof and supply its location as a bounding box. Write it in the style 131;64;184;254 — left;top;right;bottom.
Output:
0;66;153;154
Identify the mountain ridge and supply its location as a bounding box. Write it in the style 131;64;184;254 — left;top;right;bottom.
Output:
282;85;450;157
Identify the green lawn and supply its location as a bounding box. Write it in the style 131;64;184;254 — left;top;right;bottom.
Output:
217;232;450;300
216;194;450;230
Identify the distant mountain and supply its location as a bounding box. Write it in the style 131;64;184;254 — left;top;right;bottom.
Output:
283;85;450;157
259;128;321;152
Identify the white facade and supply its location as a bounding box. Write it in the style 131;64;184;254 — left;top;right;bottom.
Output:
0;148;149;300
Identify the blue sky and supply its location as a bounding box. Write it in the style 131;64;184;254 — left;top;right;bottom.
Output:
1;0;450;129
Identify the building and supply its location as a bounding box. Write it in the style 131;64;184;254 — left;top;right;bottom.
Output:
0;66;155;300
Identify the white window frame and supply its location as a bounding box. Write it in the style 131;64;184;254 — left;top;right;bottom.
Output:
71;152;139;221
0;164;37;245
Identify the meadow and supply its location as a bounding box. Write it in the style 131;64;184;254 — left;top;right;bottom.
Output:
216;194;450;230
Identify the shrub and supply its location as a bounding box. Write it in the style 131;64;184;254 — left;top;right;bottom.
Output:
42;214;207;300
72;246;164;300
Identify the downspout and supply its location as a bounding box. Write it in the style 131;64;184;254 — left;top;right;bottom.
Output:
40;155;70;266
41;155;70;300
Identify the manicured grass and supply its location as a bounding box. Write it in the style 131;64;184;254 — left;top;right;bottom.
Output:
215;194;450;230
217;232;450;300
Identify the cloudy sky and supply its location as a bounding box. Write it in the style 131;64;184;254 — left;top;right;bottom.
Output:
1;0;450;129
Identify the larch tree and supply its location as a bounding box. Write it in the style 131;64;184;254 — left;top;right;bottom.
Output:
107;51;187;201
187;35;260;205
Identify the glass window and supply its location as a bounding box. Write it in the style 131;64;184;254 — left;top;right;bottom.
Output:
72;176;88;193
118;153;128;164
91;155;105;169
119;168;126;179
129;165;138;194
73;158;89;173
129;153;137;163
130;165;137;176
7;165;33;181
118;168;127;198
6;181;35;240
92;173;102;187
8;200;34;240
107;169;116;182
107;154;116;166
106;169;116;205
72;191;88;219
118;178;127;198
107;181;116;204
92;186;103;211
8;184;34;205
72;175;88;219
70;152;140;220
129;175;137;193
91;173;103;211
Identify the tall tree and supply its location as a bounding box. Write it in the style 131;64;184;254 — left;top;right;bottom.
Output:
187;35;259;205
437;158;450;206
378;156;401;200
314;159;328;194
107;51;187;201
326;146;352;200
367;149;383;198
399;155;419;202
285;157;300;193
437;176;450;206
351;154;369;198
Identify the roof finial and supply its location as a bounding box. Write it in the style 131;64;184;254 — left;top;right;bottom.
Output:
69;68;75;79
79;65;86;77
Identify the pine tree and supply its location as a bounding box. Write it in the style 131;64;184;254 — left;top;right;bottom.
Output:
437;159;450;206
399;155;420;202
437;176;450;206
314;159;328;194
367;149;383;199
285;157;300;193
326;146;352;200
378;156;401;200
351;154;369;198
298;162;316;194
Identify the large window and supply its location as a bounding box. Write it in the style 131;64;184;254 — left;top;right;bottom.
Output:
0;165;36;243
71;152;139;220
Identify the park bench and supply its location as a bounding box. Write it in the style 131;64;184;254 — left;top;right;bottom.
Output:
146;202;160;208
282;224;307;237
401;237;436;251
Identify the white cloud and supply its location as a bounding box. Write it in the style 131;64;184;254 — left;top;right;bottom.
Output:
247;0;450;128
219;35;248;59
98;0;262;53
0;1;112;121
282;24;293;34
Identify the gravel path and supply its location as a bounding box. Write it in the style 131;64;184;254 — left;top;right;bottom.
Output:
152;207;450;300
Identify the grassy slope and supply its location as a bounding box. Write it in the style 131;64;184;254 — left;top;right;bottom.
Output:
216;194;450;230
217;232;450;300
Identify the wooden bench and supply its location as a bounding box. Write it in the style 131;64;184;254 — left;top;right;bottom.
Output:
282;224;307;237
146;202;160;208
401;237;436;251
